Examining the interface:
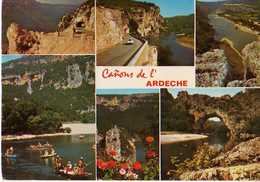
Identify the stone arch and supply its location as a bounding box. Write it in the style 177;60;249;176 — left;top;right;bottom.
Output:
191;109;237;137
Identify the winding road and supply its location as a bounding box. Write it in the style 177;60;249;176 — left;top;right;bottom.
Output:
97;35;143;66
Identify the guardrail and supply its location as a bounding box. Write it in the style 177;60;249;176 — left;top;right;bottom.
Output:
127;41;148;66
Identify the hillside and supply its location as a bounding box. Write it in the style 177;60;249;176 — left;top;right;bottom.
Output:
2;55;95;132
164;14;194;36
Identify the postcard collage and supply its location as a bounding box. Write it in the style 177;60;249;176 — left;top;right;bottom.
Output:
1;0;260;181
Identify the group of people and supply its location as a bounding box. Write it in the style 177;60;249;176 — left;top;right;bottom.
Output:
54;155;87;176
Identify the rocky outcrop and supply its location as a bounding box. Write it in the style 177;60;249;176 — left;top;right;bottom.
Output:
6;2;95;54
180;138;260;180
196;49;230;87
127;6;164;37
197;40;260;87
213;137;260;166
96;7;129;53
67;64;83;89
242;41;260;85
99;126;137;162
180;163;260;180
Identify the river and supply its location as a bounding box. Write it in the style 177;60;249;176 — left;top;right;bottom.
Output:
161;133;229;180
156;33;194;66
2;134;95;180
208;14;258;51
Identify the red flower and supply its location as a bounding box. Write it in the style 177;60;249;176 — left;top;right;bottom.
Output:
107;160;117;169
108;149;117;156
97;159;108;170
146;150;156;159
120;162;129;170
133;161;142;170
145;136;154;144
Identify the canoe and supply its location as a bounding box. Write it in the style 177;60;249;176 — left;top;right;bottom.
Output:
5;154;17;158
56;170;92;180
40;153;57;158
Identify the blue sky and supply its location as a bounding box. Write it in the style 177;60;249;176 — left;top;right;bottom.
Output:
169;88;245;98
97;89;159;95
137;0;194;17
1;55;22;63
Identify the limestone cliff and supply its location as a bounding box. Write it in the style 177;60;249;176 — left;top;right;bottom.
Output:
96;6;129;52
6;1;95;54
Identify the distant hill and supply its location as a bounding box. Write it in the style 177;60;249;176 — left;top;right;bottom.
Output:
97;93;159;137
2;0;78;52
2;55;95;123
164;14;194;36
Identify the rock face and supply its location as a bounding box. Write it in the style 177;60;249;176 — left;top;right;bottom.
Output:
105;125;122;161
180;163;260;180
196;49;230;87
6;2;95;54
197;41;260;87
127;6;164;37
67;64;83;89
242;41;260;85
96;7;129;52
180;138;260;180
99;126;137;162
213;137;260;166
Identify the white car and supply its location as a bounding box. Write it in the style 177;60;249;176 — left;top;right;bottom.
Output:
127;38;134;45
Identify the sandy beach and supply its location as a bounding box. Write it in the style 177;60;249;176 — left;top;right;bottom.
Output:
161;132;208;144
2;123;96;141
176;36;194;49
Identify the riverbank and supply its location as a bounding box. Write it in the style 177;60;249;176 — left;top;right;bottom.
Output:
161;132;208;144
218;14;260;39
176;36;194;49
2;123;96;141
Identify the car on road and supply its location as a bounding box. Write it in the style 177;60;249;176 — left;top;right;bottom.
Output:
126;38;134;45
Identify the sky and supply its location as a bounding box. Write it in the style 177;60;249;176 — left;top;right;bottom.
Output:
96;89;159;95
1;55;22;63
169;88;245;98
36;0;85;5
137;0;194;17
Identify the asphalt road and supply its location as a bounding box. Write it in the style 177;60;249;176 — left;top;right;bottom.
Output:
97;35;143;66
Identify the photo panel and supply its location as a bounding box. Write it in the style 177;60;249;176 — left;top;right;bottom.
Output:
2;55;96;180
96;89;160;180
160;88;260;180
96;0;195;66
196;0;260;87
2;0;95;54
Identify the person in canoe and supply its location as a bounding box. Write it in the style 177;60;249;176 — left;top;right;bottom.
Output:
5;147;14;156
77;157;87;176
55;155;65;172
64;161;74;175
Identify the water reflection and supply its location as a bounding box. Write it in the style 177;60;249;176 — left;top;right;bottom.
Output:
208;14;257;51
2;134;95;180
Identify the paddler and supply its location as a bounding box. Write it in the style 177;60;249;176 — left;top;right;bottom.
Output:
5;146;14;155
77;157;86;176
64;161;74;175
